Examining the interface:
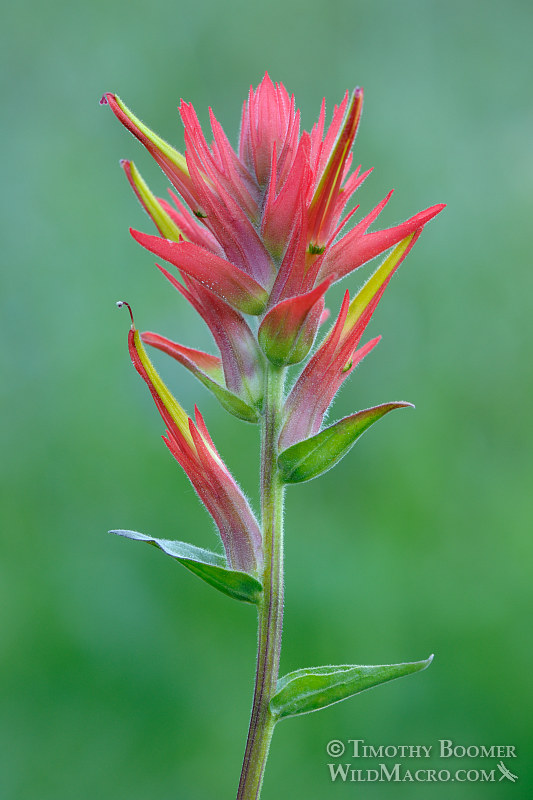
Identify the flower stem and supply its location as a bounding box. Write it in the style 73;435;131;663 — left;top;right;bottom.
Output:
236;364;285;800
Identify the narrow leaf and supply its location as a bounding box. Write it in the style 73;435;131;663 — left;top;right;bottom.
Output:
271;656;433;720
278;402;413;483
110;530;263;604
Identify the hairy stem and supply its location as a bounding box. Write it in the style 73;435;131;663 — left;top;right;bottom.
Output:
236;365;285;800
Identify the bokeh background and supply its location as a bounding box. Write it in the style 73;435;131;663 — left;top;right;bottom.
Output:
1;0;532;797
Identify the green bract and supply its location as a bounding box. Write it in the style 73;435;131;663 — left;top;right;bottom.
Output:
110;530;263;604
278;402;413;483
271;657;434;720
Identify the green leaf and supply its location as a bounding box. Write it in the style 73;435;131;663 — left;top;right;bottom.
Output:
110;530;263;604
271;656;433;720
278;402;413;483
194;370;260;422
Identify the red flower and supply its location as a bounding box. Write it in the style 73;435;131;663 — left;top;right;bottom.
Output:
105;74;444;509
102;75;444;346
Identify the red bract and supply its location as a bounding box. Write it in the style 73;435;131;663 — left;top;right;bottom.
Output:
119;302;262;574
103;74;444;313
279;232;421;449
120;159;264;416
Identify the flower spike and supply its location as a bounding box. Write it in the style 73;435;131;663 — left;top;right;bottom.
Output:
108;81;445;798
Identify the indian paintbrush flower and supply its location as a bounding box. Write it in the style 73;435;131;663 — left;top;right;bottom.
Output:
105;74;444;800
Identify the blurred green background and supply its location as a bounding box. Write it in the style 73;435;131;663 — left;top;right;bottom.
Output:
1;0;532;797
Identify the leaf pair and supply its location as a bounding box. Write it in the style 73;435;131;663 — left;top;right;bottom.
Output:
110;530;262;604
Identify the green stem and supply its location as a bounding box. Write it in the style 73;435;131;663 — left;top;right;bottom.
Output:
236;364;285;800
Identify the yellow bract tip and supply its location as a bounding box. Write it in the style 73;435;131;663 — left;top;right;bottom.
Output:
344;233;415;333
133;329;195;449
126;161;184;242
